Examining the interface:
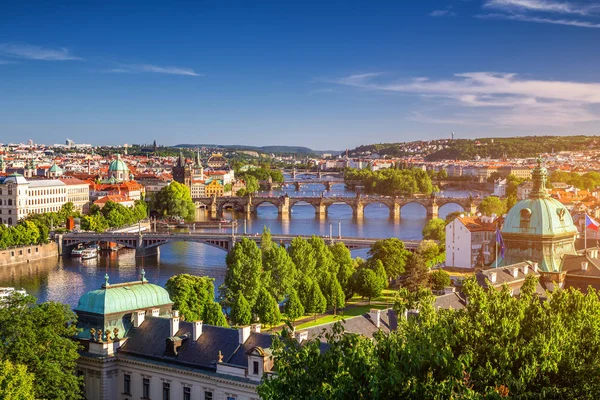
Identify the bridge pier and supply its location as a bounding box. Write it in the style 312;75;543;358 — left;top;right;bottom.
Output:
390;203;401;219
278;196;290;217
294;182;301;191
325;182;331;191
135;246;160;258
316;202;327;217
427;202;439;219
353;202;364;219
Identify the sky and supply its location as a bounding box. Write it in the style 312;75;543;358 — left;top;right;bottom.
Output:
1;0;600;149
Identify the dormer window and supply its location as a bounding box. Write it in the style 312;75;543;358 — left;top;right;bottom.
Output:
520;208;531;228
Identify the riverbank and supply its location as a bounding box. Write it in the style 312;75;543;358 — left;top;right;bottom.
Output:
0;242;58;267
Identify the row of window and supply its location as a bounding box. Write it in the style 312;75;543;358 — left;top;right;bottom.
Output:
0;187;13;195
27;197;66;205
124;374;233;400
29;188;66;196
1;217;13;225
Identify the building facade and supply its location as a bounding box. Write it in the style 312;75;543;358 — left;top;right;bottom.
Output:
445;215;496;269
74;275;273;400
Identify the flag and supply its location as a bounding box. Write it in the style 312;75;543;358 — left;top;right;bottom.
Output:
586;214;600;232
496;229;505;258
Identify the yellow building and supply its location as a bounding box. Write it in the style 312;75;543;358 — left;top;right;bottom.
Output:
205;179;224;197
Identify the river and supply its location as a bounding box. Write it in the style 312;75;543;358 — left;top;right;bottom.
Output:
0;177;482;307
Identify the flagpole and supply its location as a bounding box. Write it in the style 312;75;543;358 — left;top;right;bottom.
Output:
495;239;498;268
585;213;588;253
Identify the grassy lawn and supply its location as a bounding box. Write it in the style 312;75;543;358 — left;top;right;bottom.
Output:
294;304;388;330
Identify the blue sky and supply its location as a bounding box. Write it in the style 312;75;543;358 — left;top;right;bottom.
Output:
1;0;600;149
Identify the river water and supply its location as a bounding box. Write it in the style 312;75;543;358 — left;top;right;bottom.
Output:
0;177;482;307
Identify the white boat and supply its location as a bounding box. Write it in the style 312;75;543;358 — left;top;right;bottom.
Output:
71;247;84;257
81;248;98;260
0;287;27;300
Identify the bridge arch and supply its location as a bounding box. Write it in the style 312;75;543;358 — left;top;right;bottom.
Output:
363;201;392;218
289;200;317;215
325;200;354;217
399;200;428;218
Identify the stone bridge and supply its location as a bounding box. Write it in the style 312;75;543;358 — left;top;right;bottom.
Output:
193;194;481;219
260;179;345;191
58;232;420;257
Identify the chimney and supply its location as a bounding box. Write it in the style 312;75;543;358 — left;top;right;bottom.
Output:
295;330;308;343
133;310;145;328
533;263;539;272
170;310;180;337
489;271;497;284
251;323;261;333
238;325;251;344
511;267;519;278
151;308;160;317
369;309;381;328
523;264;529;275
443;286;456;294
192;321;203;341
582;261;589;271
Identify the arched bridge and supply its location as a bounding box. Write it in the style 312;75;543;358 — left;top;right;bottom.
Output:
58;232;421;257
193;194;481;219
260;179;345;191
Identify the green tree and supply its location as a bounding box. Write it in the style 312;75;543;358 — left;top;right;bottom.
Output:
355;268;384;304
478;196;507;216
325;275;345;315
254;287;281;327
372;259;389;289
283;289;304;326
244;175;260;194
222;238;262;307
165;274;217;322
0;295;82;399
288;237;317;277
203;301;228;327
153;181;196;220
330;242;356;299
417;240;440;263
444;210;463;225
367;238;409;279
403;253;430;292
422;218;445;242
429;269;451;291
229;291;252;326
0;360;35;400
262;245;296;300
304;280;327;320
260;225;273;252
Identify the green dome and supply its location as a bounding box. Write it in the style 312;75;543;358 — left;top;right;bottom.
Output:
502;197;577;236
108;154;128;172
74;279;172;315
48;163;63;173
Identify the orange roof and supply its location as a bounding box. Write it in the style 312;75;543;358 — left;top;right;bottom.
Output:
93;194;132;205
457;216;497;232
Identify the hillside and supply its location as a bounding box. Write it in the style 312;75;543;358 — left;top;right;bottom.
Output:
350;136;600;161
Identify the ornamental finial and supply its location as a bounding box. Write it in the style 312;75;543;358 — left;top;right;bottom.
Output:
103;273;110;287
141;269;147;282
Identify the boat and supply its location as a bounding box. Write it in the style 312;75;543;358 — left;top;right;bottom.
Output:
0;287;27;302
71;246;84;257
81;247;98;260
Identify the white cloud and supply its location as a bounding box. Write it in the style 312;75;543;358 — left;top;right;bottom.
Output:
334;71;600;126
429;10;456;17
477;12;600;27
105;63;202;76
483;0;599;16
0;43;81;61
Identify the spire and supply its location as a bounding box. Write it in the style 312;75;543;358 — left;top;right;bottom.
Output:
103;273;110;288
530;157;548;199
177;150;185;168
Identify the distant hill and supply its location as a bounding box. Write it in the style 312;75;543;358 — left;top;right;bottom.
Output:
174;144;341;156
349;136;600;161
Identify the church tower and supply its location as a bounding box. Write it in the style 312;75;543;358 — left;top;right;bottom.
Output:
172;150;192;188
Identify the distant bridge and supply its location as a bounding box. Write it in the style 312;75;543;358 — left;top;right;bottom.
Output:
193;194;481;220
260;179;345;191
58;231;420;257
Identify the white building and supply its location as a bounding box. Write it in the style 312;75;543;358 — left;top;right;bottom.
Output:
0;173;90;226
445;215;497;269
493;178;507;197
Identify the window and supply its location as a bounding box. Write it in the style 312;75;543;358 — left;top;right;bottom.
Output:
143;378;150;399
253;361;259;375
123;374;131;395
204;391;213;400
183;387;191;400
163;382;170;400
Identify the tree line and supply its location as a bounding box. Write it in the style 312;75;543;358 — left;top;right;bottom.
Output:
344;167;434;196
81;200;148;232
259;275;600;399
